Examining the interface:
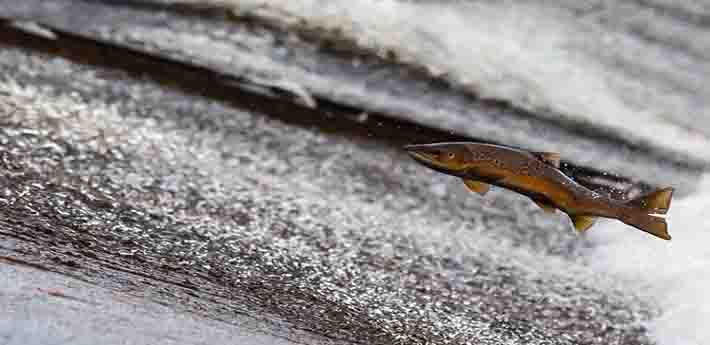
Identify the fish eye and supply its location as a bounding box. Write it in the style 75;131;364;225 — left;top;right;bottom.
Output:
447;152;455;159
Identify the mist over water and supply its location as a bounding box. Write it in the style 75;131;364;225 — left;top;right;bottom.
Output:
586;175;710;345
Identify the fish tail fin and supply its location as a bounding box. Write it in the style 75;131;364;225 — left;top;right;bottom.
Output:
621;212;671;240
622;187;674;240
627;187;673;215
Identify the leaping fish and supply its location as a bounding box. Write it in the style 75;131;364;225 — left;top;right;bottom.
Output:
404;142;673;240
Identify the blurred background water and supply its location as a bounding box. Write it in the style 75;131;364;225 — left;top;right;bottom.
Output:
228;0;710;162
1;1;709;344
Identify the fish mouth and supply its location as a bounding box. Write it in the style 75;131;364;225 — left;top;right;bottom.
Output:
404;144;459;176
404;145;435;163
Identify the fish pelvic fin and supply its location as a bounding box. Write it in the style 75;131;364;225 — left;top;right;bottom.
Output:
463;179;490;196
627;187;673;215
621;213;671;240
570;215;596;233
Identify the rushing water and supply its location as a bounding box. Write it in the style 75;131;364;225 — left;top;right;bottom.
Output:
231;2;710;343
1;0;709;344
223;4;710;341
230;0;710;162
587;175;710;345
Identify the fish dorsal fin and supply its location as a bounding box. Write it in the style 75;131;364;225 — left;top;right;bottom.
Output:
531;198;556;214
533;152;561;168
463;179;490;196
570;215;596;233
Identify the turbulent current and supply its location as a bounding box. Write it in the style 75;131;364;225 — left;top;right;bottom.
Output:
0;0;708;344
588;175;710;345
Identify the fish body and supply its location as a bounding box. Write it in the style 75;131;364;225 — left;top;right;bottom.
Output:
405;142;673;240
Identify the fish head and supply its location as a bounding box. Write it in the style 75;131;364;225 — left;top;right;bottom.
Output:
404;142;473;177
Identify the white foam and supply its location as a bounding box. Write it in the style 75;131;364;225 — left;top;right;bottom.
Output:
225;0;710;162
586;175;710;345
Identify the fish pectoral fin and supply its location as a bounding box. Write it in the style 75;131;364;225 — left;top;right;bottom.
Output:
531;199;556;214
533;151;561;168
570;215;596;233
463;179;490;196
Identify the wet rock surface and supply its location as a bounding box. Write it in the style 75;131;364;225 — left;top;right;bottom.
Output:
0;1;705;344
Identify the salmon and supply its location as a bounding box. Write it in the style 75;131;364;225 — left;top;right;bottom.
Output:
404;142;673;240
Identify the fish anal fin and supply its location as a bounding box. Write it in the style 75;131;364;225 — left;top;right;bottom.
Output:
531;199;556;214
571;215;596;233
463;179;490;196
533;152;561;168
